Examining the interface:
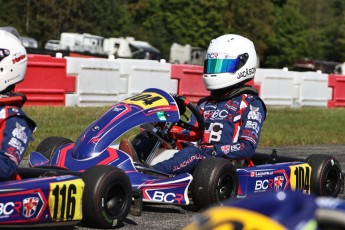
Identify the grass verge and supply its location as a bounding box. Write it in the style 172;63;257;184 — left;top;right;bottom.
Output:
23;106;345;155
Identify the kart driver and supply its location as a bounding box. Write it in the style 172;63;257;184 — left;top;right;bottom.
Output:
0;29;36;180
122;34;266;175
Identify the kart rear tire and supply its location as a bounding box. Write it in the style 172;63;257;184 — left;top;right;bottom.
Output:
36;136;73;160
81;165;132;228
306;154;342;197
191;157;238;210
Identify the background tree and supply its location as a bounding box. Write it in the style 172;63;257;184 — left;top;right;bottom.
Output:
229;0;274;66
0;0;343;69
264;0;308;68
126;0;232;59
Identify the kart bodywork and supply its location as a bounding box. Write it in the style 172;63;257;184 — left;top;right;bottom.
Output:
0;169;83;227
0;165;132;228
28;88;344;217
183;191;345;230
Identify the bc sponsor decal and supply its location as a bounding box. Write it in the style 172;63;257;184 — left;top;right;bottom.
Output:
49;179;84;221
0;201;21;218
204;109;229;121
221;143;244;153
206;53;219;59
289;164;311;194
122;92;169;110
151;191;184;204
254;176;285;192
0;190;45;222
253;170;288;192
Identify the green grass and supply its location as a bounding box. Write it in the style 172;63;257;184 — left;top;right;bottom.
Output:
22;106;345;155
259;107;345;146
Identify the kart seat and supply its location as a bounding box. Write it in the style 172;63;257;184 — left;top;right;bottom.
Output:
119;139;140;162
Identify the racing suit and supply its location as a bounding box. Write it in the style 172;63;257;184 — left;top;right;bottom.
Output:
152;86;266;175
0;92;36;180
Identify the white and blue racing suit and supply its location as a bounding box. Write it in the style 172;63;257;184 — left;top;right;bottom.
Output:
152;90;266;175
0;93;36;180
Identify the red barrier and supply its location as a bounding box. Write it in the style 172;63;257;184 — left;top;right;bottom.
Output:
171;64;261;103
171;65;208;102
327;74;345;108
15;55;76;106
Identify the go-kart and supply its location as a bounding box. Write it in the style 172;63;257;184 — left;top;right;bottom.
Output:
0;165;132;228
183;190;345;230
28;88;344;218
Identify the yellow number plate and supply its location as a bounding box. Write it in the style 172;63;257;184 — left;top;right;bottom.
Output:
49;178;84;221
289;163;311;194
122;92;169;109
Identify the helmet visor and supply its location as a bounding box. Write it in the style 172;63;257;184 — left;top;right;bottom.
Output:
204;56;240;74
0;49;10;62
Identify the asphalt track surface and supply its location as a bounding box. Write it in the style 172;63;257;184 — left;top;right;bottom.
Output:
21;144;345;230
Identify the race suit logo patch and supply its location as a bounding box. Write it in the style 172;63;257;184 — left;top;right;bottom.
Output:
23;197;39;218
221;145;230;154
12;122;28;144
8;137;25;157
247;105;262;123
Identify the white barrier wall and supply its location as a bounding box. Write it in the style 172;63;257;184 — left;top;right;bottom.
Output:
65;57;124;106
255;69;332;107
294;71;332;107
65;57;177;106
117;59;177;100
255;69;299;107
62;56;333;107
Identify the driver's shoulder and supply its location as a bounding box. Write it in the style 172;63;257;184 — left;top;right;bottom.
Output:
197;96;212;106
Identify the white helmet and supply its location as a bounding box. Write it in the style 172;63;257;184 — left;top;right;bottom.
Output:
0;29;27;93
203;34;257;91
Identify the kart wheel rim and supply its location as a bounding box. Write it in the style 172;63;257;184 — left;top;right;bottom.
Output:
105;182;127;216
217;173;235;202
325;169;340;195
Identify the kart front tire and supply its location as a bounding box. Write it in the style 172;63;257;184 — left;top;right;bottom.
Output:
191;157;238;210
306;154;342;197
81;165;132;228
36;136;73;160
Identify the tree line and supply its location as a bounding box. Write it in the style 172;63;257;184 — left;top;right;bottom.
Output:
1;0;345;70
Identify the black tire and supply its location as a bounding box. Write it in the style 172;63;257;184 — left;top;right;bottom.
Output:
306;154;342;197
36;136;73;160
191;157;238;210
81;165;132;228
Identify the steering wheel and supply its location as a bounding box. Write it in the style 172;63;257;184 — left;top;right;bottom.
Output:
168;94;205;143
140;94;205;150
